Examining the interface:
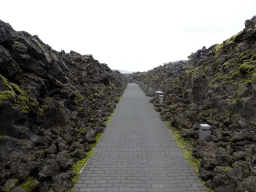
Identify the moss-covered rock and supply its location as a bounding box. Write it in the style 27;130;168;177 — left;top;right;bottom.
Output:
3;179;18;192
19;177;39;192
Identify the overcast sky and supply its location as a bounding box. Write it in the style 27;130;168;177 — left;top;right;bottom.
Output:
1;0;256;72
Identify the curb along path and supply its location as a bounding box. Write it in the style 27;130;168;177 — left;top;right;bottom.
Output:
74;83;207;192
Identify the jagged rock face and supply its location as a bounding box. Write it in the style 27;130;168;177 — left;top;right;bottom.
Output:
130;60;188;95
0;19;127;191
131;16;256;192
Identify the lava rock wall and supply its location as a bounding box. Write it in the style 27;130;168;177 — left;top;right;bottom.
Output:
0;20;127;192
131;16;256;192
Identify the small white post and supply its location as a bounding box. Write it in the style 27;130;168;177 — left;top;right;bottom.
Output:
199;124;211;140
159;95;163;104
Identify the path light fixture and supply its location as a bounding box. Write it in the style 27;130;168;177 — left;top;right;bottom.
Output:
159;95;163;104
199;124;211;140
155;91;164;98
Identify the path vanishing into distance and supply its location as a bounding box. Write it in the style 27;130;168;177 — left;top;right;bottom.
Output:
74;83;207;192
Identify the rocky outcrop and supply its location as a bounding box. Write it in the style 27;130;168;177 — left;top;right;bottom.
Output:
0;20;127;191
132;16;256;192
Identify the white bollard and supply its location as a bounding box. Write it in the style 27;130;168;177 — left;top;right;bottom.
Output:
199;124;211;140
155;91;164;98
159;95;163;104
149;87;152;92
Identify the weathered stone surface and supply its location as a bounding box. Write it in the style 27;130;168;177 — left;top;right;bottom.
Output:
2;179;18;192
10;161;29;180
236;176;256;192
70;149;85;159
84;129;97;143
10;188;26;192
0;136;33;162
0;103;29;139
212;166;237;192
52;171;75;192
56;151;73;170
38;159;60;179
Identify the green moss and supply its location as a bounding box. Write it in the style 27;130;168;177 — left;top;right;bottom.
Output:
0;90;16;104
74;91;84;104
252;54;256;60
215;30;243;53
182;86;186;93
223;61;231;70
238;79;253;88
215;43;224;53
169;78;180;89
0;75;12;90
254;24;256;32
165;122;201;176
222;58;238;72
226;110;231;117
238;62;255;73
19;177;39;192
88;95;93;100
71;157;79;161
185;67;197;77
59;104;64;111
3;179;17;192
43;97;53;104
79;128;85;133
239;53;245;59
231;71;240;78
9;83;26;95
0;75;43;115
226;30;244;44
208;73;227;87
116;93;123;101
169;105;176;109
248;53;254;58
79;107;86;112
240;53;255;61
0;135;6;138
224;166;231;171
68;131;104;192
252;73;256;79
104;115;112;125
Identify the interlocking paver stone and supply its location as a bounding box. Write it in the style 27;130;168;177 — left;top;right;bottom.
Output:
74;83;207;192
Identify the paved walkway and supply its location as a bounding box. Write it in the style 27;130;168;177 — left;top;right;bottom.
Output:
74;83;207;192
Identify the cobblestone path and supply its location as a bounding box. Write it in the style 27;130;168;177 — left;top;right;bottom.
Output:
74;83;207;192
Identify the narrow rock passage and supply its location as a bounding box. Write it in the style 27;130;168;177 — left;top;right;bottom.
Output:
74;83;207;192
